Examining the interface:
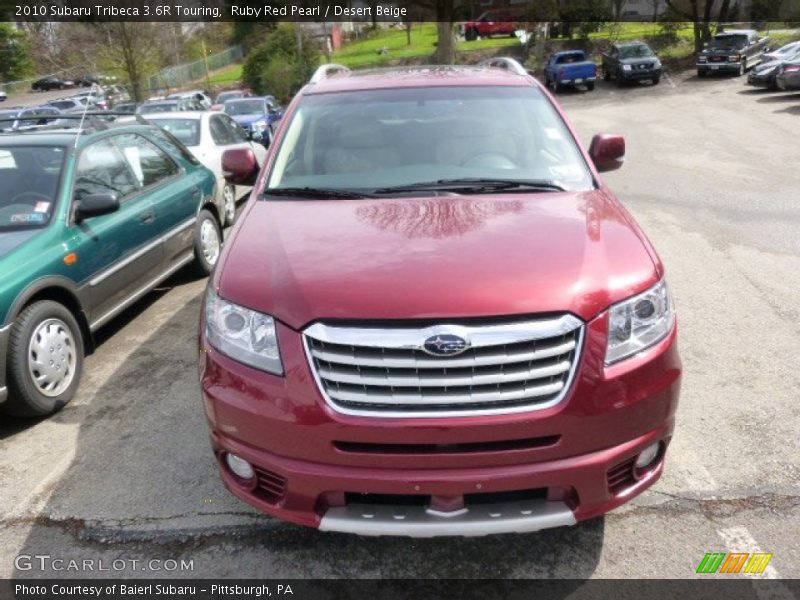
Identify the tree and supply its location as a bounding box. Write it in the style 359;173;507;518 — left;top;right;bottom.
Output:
93;23;164;102
0;23;32;83
242;24;320;102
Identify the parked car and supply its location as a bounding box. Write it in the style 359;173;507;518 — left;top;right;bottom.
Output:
200;59;681;536
463;11;518;41
776;59;800;90
697;29;770;77
112;102;139;115
760;40;800;64
167;90;212;109
0;116;222;417
144;111;267;226
0;107;63;132
75;74;99;87
138;98;203;114
747;47;800;89
31;76;75;92
544;50;597;92
602;41;662;86
222;97;282;146
214;90;249;107
45;98;87;113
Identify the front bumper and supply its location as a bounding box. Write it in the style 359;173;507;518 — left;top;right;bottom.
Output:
559;76;596;86
619;68;662;81
200;313;681;535
698;62;742;74
0;324;9;404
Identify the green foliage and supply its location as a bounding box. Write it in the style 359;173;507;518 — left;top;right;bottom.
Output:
242;24;320;102
0;23;32;83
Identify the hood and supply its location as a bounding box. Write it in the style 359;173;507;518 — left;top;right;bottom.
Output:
619;56;658;66
217;191;659;330
0;229;40;261
701;46;743;56
232;114;266;126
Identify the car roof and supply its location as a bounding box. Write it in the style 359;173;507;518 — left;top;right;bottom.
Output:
306;65;532;95
0;121;166;147
138;110;208;120
615;40;650;47
717;29;756;35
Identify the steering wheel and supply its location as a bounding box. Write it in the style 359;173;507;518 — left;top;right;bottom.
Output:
459;151;518;169
8;191;51;206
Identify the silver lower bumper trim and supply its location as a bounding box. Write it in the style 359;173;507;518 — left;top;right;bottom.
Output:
319;499;576;537
0;386;6;404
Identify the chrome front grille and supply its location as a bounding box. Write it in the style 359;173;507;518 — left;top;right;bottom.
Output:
303;315;583;418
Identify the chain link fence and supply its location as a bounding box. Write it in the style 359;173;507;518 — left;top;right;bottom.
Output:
147;45;243;93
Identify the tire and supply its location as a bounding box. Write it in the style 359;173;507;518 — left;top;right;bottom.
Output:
465;28;477;42
2;301;84;418
697;69;707;78
221;183;236;227
549;78;561;94
587;81;595;91
738;60;747;76
192;209;222;277
652;76;661;85
603;67;611;81
616;71;626;87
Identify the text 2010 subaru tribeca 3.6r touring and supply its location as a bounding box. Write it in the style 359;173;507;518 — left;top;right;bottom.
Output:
199;59;681;537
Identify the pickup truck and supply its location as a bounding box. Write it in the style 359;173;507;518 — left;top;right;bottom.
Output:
543;50;597;93
463;11;518;41
697;29;770;77
602;41;662;86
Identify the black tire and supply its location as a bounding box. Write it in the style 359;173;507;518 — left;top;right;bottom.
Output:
603;67;611;81
192;209;222;277
616;71;626;87
652;76;661;85
465;28;477;42
549;78;561;94
587;81;595;91
2;301;84;418
697;69;707;78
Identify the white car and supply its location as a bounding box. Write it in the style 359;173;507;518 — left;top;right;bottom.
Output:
144;111;267;226
167;89;212;109
0;90;7;102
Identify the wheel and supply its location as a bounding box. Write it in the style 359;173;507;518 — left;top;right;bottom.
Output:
2;301;84;417
616;70;626;87
221;183;236;227
652;76;661;85
587;81;595;91
738;60;747;76
192;209;222;277
697;69;707;78
603;67;611;81
549;78;561;94
465;28;477;42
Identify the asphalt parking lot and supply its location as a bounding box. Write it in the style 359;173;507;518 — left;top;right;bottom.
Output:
1;70;798;580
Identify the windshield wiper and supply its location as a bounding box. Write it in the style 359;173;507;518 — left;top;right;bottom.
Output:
261;187;374;200
374;178;567;195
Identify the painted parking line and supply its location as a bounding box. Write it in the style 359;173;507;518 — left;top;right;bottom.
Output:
664;73;677;89
717;527;793;600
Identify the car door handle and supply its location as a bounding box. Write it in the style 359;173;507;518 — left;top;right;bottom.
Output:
140;211;155;224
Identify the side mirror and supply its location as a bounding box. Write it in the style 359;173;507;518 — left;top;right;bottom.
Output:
222;147;260;186
75;193;119;222
589;134;625;172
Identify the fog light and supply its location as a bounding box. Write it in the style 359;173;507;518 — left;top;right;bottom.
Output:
635;442;660;469
225;453;255;480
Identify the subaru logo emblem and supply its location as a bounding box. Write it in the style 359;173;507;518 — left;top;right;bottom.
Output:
422;334;470;357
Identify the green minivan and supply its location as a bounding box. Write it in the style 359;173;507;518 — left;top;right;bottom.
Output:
0;117;223;417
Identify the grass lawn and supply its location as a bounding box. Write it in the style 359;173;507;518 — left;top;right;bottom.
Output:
207;63;243;87
332;23;521;69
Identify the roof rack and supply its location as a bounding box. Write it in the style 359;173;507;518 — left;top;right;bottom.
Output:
478;57;529;76
309;63;351;84
0;112;149;134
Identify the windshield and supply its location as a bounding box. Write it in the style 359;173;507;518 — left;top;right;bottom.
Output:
48;101;76;110
139;103;177;114
619;44;655;58
0;146;65;231
217;91;244;103
149;118;200;146
224;99;265;116
710;34;748;50
267;86;593;194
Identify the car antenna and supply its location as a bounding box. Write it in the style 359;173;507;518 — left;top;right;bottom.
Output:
74;82;96;148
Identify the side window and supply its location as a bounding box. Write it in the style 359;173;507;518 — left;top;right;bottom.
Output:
222;115;249;144
73;139;140;205
149;128;201;166
209;115;235;146
115;133;180;188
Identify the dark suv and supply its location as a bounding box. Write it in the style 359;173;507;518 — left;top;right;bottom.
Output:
602;41;662;85
697;29;770;77
0;115;221;417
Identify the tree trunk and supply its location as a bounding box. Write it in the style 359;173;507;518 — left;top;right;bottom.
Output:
435;21;456;64
406;22;412;46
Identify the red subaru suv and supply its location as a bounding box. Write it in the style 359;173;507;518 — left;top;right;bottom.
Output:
199;58;681;537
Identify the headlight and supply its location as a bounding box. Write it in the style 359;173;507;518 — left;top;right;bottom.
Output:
622;64;632;71
252;120;267;131
653;59;662;68
699;56;708;63
205;287;283;375
605;279;674;365
728;54;741;62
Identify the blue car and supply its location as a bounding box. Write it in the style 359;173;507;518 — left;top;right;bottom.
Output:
222;97;283;146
